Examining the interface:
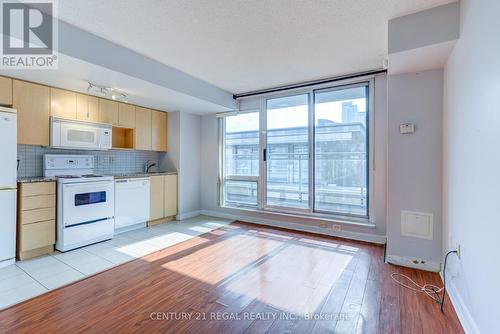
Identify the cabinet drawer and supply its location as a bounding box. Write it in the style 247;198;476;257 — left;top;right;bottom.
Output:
20;207;55;225
20;220;55;251
21;182;55;197
20;194;55;211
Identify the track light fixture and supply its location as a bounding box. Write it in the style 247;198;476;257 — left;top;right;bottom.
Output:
87;82;128;102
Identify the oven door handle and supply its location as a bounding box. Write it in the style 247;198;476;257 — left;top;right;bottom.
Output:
66;217;114;228
63;181;113;188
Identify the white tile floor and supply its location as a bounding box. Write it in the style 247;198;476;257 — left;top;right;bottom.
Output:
0;215;233;310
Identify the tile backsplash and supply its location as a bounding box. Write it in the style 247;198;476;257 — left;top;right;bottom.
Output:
17;145;165;178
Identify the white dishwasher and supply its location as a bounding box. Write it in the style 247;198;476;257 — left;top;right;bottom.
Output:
114;177;150;233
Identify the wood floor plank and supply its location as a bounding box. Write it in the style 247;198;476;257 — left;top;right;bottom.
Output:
0;222;464;334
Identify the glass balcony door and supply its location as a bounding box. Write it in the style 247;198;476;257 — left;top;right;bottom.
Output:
313;84;369;217
264;94;311;211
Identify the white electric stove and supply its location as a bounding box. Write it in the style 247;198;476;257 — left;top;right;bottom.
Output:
44;154;115;252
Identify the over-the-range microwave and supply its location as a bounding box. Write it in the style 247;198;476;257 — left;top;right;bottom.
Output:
50;117;112;150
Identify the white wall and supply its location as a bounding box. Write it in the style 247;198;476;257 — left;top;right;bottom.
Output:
386;69;444;264
178;112;202;217
160;111;202;218
443;0;500;333
200;74;388;243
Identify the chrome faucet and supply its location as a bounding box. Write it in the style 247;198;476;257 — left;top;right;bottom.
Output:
144;160;157;173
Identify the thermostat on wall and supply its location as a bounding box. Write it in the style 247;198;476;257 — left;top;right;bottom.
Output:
399;123;415;134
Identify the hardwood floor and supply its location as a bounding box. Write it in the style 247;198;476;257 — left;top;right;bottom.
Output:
0;222;463;333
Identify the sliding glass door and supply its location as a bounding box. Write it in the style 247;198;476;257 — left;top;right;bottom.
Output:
220;81;370;219
264;94;310;211
314;85;369;216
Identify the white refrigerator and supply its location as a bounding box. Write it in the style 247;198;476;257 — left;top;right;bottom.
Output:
0;106;17;268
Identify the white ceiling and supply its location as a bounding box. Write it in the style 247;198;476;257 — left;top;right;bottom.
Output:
57;0;454;94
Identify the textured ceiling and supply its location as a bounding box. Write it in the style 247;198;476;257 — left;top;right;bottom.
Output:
58;0;454;94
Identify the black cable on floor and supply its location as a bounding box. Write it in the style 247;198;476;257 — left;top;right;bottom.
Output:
441;250;458;313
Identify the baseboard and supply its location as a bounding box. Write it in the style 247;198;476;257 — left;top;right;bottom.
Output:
386;254;441;272
0;258;15;269
444;278;480;334
114;222;147;235
176;210;202;220
200;209;386;244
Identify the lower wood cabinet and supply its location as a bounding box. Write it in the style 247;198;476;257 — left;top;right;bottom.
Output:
163;174;177;217
17;182;56;260
150;176;164;221
149;174;177;223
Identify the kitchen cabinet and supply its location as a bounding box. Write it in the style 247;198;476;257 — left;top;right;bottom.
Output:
17;182;56;260
163;175;177;217
50;88;77;120
76;93;99;122
6;75;169;152
0;76;13;106
13;80;50;146
118;103;135;128
149;174;177;223
151;110;168;152
98;98;119;125
149;175;164;221
135;106;152;150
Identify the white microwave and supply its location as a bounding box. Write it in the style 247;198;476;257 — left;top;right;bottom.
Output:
50;117;112;150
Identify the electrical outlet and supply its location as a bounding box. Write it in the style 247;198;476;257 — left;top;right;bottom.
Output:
455;243;461;259
331;224;341;232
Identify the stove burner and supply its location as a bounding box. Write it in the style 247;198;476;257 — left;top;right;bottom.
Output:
81;174;104;178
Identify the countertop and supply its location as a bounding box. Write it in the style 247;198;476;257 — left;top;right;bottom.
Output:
17;171;178;183
111;171;177;179
17;177;57;184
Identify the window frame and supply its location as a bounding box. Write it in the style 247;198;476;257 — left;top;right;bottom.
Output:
218;76;375;223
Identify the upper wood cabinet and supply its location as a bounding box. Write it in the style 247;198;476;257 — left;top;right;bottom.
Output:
5;75;169;152
13;80;50;146
118;103;135;128
98;98;119;125
151;110;168;152
50;88;77;120
135;106;152;150
76;93;99;122
0;76;13;106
